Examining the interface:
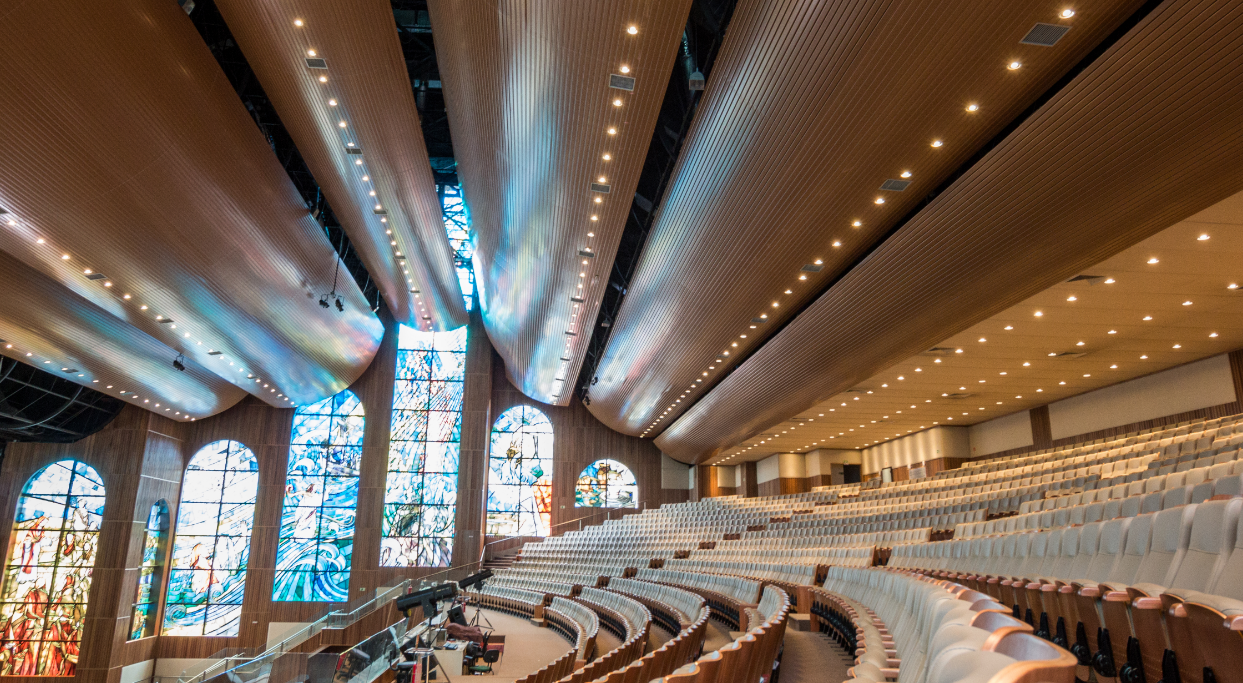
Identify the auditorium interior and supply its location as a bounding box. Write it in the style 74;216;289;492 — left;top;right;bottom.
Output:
3;1;1243;683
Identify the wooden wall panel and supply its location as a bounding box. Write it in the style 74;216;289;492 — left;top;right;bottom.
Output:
1030;406;1054;450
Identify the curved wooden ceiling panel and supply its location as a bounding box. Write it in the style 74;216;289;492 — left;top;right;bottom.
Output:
0;0;384;407
0;251;248;420
429;0;692;404
214;0;468;331
655;0;1243;462
587;0;1146;436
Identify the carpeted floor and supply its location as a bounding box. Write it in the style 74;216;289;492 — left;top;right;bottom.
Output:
458;609;574;682
778;631;853;683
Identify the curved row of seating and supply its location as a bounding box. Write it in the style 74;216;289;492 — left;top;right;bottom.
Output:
547;597;598;658
578;587;650;642
654;585;792;683
487;573;576;596
560;589;651;683
467;584;545;617
633;568;759;609
821;567;1076;683
894;498;1243;683
606;577;705;627
514;649;577;683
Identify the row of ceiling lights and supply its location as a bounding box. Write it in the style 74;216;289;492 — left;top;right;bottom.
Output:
645;8;1081;440
296;17;434;327
556;23;641;399
715;229;1239;459
1;213;297;417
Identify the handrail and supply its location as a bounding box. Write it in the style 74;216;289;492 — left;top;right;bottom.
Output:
482;500;658;561
177;580;413;683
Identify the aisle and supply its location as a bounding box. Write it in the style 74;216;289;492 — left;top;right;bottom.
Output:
463;608;575;682
777;631;852;683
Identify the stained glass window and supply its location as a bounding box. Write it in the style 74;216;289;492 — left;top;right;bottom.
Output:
486;406;553;537
575;459;638;509
381;325;468;567
0;460;105;676
273;390;364;602
439;183;476;310
162;440;258;636
129;500;169;640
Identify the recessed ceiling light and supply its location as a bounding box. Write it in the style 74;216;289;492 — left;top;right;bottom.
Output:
627;25;638;34
955;348;963;353
1210;332;1219;338
619;65;630;74
978;337;986;342
931;140;944;148
1059;381;1066;385
1034;311;1043;317
1143;315;1152;321
874;197;885;204
966;104;979;112
61;254;70;260
1173;343;1182;349
1108;329;1117;334
307;49;317;57
1008;61;1022;70
832;240;842;247
1004;325;1013;330
1076;341;1085;346
852;220;862;227
1147;257;1159;264
1104;278;1115;284
900;171;912;178
1066;295;1077;301
319;76;328;83
771;302;778;307
613;99;623;107
1141;354;1148;359
1229;284;1239;290
1198;234;1210;241
1061;9;1075;18
607;127;617;135
1182;300;1193;306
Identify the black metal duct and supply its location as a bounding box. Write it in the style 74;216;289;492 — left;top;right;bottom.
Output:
0;356;125;442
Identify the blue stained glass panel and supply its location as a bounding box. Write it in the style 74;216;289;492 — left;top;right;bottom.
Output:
382;325;466;567
273;390;364;602
129;501;168;640
1;460;106;676
575;459;639;509
162;441;258;636
486;406;554;537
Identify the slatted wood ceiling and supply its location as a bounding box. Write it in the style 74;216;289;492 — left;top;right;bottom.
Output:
0;250;248;419
656;0;1243;462
0;0;384;409
214;0;468;330
586;0;1145;435
429;0;693;404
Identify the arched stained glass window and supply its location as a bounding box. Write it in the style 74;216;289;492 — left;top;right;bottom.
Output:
381;325;467;567
129;500;169;640
0;460;105;676
273;390;364;602
487;406;553;537
163;440;258;636
575;459;637;509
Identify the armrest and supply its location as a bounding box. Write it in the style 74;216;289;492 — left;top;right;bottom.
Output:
1079;586;1101;598
1133;597;1162;610
1104;591;1130;603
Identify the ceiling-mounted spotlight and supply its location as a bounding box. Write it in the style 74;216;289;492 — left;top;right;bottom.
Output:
318;295;330;309
172;354;186;372
335;297;344;313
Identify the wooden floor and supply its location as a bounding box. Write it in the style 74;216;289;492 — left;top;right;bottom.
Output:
465;608;575;682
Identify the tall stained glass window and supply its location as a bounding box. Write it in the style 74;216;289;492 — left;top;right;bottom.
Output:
439;183;476;310
273;390;364;602
129;500;169;640
575;459;638;509
0;460;105;676
163;440;258;636
486;406;554;537
381;325;468;567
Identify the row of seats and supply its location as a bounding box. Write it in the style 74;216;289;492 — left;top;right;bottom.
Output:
513;649;577;683
634;568;760;608
606;577;705;627
547;597;598;658
561;589;650;683
821;567;1075;683
654;585;791;683
578;587;650;642
894;498;1243;683
593;606;711;683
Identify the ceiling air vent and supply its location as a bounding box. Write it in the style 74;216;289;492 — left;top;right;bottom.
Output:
564;330;577;337
207;351;222;356
1021;23;1071;46
921;347;955;357
62;368;79;374
85;273;107;281
1067;274;1107;284
578;249;595;258
305;57;328;69
346;147;363;155
880;179;911;192
751;317;767;324
157;318;175;324
609;74;635;91
1050;351;1088;359
570;296;585;303
946;393;975;400
801;264;823;272
0;207;7;214
373;208;387;215
591;183;611;194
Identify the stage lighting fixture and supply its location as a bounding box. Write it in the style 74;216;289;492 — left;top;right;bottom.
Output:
172;354;186;372
318;295;330;309
457;569;493;591
335;297;344;312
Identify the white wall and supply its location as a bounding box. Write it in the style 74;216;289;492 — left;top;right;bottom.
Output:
861;426;970;474
661;453;693;490
1048;354;1236;439
121;660;154;683
805;449;861;477
756;454;779;483
969;410;1034;457
756;453;807;483
715;465;739;488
